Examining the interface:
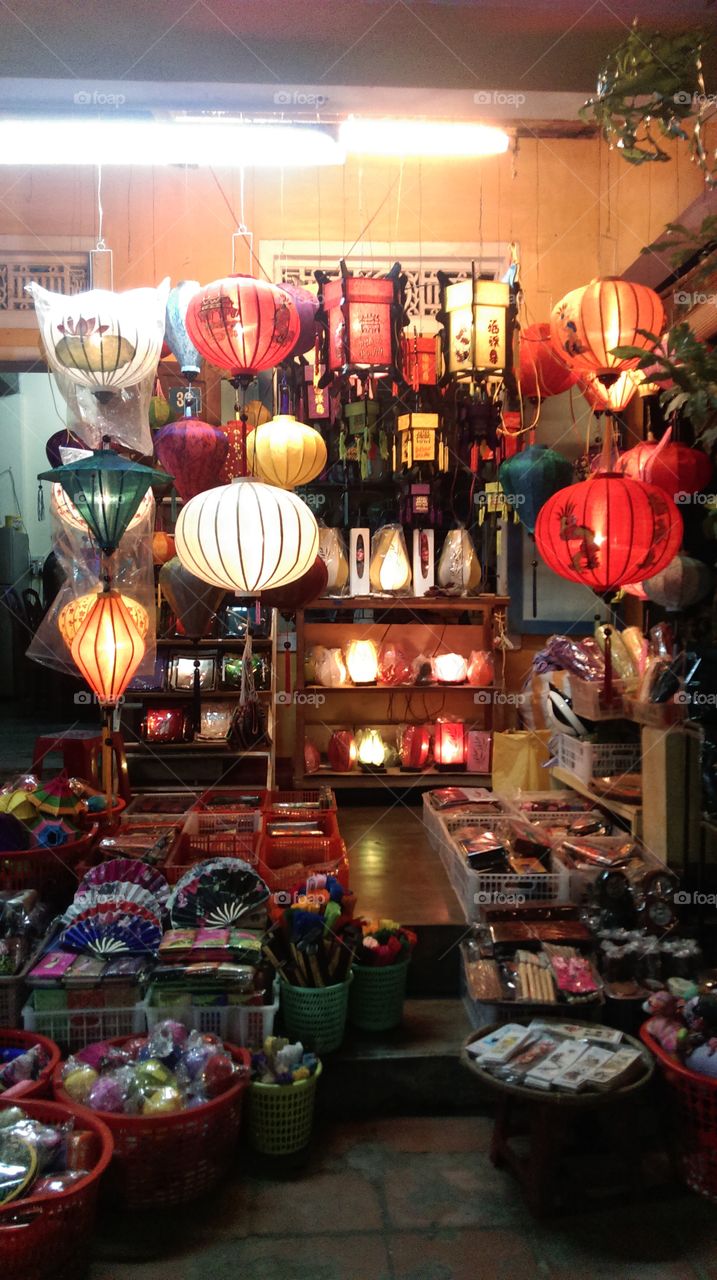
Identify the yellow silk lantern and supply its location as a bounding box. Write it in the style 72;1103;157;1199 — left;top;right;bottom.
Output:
345;639;379;684
247;415;327;489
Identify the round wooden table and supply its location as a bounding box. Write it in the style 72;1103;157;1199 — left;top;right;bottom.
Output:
461;1021;654;1216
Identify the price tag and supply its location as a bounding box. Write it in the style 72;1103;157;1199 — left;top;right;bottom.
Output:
169;386;202;416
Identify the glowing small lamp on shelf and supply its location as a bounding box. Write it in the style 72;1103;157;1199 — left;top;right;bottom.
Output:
400;724;431;771
433;720;467;770
433;652;468;685
369;525;412;594
356;727;387;771
345;639;380;685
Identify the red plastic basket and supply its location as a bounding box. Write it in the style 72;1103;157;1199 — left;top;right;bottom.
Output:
641;1025;717;1202
165;817;259;885
77;797;126;834
0;1096;113;1280
256;833;350;894
0;1029;62;1100
53;1037;251;1209
194;787;267;813
0;826;99;906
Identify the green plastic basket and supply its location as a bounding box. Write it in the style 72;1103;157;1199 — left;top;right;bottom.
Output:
280;975;352;1053
349;958;411;1031
248;1063;322;1156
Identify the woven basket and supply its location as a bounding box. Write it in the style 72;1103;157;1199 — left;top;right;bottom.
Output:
280;976;352;1053
248;1062;322;1155
349;958;410;1032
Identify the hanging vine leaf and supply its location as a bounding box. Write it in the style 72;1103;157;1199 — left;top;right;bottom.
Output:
613;323;717;445
581;21;715;183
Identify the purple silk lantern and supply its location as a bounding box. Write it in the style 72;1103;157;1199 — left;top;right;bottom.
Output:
281;284;320;359
154;419;228;502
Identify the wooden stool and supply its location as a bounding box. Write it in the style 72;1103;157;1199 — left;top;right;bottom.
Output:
32;729;132;802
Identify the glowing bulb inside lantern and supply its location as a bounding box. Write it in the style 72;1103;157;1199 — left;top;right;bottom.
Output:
434;720;467;769
434;653;468;684
345;639;379;684
357;728;386;768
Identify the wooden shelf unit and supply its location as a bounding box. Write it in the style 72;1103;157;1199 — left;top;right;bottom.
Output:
292;593;509;790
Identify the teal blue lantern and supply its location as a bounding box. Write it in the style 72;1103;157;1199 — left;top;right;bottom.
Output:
498;445;573;533
39;449;170;555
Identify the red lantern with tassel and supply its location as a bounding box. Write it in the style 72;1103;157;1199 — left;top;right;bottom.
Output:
518;323;577;399
154;419;229;502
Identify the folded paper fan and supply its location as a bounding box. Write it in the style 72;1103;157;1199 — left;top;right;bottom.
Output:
79;860;170;906
61;913;162;956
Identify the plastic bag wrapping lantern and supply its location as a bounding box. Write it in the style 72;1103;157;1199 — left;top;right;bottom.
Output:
39;450;169;556
318;263;403;377
433;720;467;769
70;589;147;705
154;419;229;502
643;554;714;611
442;276;510;377
437;529;481;593
517;323;577;399
165;281;202;379
27;279;169;394
59;587;149;648
318;527;349;593
498;445;573;535
247;415;327;489
550;278;665;378
175;477;319;594
618;438;713;502
535;473;683;597
399;724;431;770
159;557;227;638
185;275;300;381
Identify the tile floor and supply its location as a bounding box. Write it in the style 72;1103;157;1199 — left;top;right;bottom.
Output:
89;1114;716;1280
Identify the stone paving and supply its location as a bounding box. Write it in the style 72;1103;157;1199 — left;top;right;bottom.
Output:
89;1114;717;1280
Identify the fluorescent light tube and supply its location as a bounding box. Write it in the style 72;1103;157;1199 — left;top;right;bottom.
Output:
340;117;510;158
0;117;345;167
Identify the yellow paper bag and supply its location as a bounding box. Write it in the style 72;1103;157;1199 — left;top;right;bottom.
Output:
491;729;552;793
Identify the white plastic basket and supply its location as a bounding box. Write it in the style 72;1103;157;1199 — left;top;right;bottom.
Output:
438;819;569;922
555;734;641;785
22;997;145;1054
550;840;665;902
143;982;279;1048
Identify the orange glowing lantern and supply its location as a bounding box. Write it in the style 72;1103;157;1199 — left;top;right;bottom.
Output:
59;589;149;649
70;589;147;706
550;278;664;379
578;369;644;415
433;720;467;770
400;331;440;387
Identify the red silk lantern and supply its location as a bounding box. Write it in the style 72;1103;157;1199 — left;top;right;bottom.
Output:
551;278;664;377
70;589;146;705
154;419;229;502
535;473;683;596
578;369;643;415
185;275;300;381
618;438;713;502
433;720;466;770
400;724;431;771
518;323;577;399
328;730;357;772
260;556;328;610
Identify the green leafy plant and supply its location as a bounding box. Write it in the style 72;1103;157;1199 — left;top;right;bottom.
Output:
643;217;717;285
613;324;717;445
581;21;715;182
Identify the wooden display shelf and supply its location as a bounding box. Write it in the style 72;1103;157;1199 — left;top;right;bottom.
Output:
125;741;271;756
134;689;272;700
302;683;500;694
314;595;509;612
156;636;273;648
299;768;492;789
551;765;643;835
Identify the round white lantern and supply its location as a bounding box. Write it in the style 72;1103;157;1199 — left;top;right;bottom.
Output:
175;477;319;593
